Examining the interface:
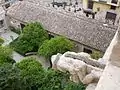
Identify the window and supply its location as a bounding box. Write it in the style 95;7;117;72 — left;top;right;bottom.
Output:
0;20;4;28
83;48;92;54
110;5;116;10
88;0;93;9
105;12;117;25
111;0;118;4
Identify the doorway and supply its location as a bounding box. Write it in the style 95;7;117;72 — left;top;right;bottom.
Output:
88;0;93;9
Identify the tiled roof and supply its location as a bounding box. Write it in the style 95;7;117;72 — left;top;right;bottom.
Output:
6;1;117;52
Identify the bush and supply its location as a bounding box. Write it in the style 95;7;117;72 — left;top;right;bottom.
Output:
64;81;86;90
10;22;49;55
91;50;103;60
16;57;70;90
0;57;86;90
10;38;25;56
38;36;74;58
0;46;14;65
0;63;24;90
0;37;4;45
16;57;45;89
39;70;70;90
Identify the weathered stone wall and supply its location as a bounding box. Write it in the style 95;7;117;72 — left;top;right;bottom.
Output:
95;23;120;90
51;51;104;85
64;52;106;69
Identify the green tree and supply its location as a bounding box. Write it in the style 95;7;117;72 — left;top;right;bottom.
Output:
0;46;14;65
38;36;74;58
0;63;24;90
39;70;70;90
11;22;49;54
0;57;85;90
16;57;45;90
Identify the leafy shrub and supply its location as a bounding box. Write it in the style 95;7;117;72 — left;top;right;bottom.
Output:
38;36;74;58
10;22;49;55
0;46;14;65
0;63;24;90
16;57;45;89
91;50;103;60
39;70;70;90
0;56;86;90
64;81;86;90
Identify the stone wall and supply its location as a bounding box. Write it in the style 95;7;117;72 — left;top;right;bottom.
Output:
64;52;105;69
51;51;104;85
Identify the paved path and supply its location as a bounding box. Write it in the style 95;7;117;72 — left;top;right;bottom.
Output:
0;30;23;62
1;30;19;46
12;51;24;62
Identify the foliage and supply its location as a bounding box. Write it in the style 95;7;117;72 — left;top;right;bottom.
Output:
16;58;69;90
9;26;21;34
16;57;45;89
91;50;103;60
64;81;86;90
0;56;85;90
0;37;4;45
39;70;70;90
38;36;74;58
10;22;49;55
0;46;14;65
0;63;24;90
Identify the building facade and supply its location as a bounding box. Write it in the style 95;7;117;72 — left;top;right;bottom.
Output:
6;1;117;54
83;0;120;25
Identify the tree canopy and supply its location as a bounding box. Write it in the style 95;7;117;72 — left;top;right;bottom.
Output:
38;36;74;58
15;58;70;90
0;63;24;90
10;22;49;54
16;57;45;89
39;70;70;90
0;46;14;65
0;57;85;90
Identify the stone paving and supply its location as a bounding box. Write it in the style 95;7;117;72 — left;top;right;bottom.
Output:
1;30;19;46
0;30;23;62
12;51;24;62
